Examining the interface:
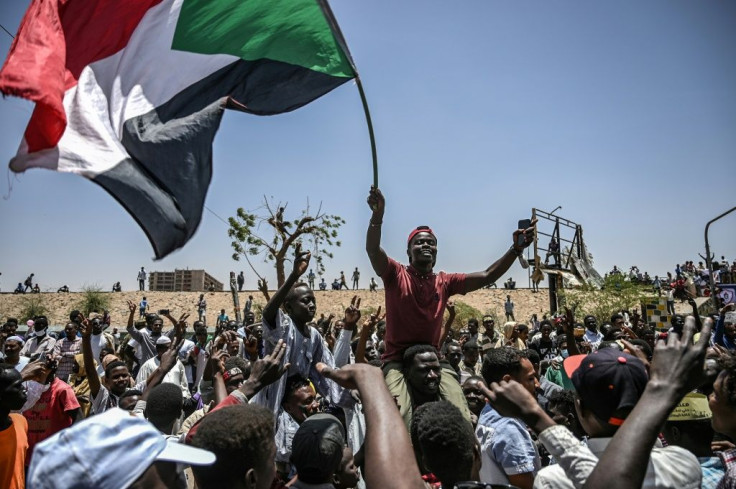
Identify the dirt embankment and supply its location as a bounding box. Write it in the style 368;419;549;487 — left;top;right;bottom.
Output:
0;287;690;330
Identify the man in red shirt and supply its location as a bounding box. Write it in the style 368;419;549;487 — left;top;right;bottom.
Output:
22;358;80;466
366;186;533;426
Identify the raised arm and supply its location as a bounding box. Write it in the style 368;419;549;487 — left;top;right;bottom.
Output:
125;300;144;341
208;349;229;406
356;306;384;364
261;243;311;328
238;340;290;399
163;312;189;340
564;308;581;357
79;315;102;398
582;317;711;489
318;363;426;489
366;186;389;277
713;303;733;346
463;220;535;293
439;301;456;348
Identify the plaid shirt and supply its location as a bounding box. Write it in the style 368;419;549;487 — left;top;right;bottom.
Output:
701;456;726;489
717;449;736;489
52;336;82;381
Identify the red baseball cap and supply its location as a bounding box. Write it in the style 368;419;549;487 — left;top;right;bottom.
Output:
407;226;435;245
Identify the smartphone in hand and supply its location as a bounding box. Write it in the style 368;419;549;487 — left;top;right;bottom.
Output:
517;219;532;247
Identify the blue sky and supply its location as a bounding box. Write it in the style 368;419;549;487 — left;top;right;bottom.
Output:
0;1;734;294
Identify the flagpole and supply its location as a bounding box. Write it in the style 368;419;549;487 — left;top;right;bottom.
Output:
355;77;378;188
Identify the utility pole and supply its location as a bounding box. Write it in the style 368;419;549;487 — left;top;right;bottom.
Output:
704;206;736;305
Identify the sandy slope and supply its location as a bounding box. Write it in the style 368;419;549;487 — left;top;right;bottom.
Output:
0;287;690;330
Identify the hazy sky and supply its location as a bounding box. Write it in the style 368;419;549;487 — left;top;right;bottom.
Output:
0;1;734;294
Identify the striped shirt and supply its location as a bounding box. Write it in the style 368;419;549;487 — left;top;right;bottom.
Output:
53;336;82;381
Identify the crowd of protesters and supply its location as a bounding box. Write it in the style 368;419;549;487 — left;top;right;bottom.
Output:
608;257;736;300
0;186;734;489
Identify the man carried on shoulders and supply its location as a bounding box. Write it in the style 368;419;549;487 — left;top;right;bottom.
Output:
365;186;534;426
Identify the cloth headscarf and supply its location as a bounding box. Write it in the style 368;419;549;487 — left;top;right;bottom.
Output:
494;322;525;350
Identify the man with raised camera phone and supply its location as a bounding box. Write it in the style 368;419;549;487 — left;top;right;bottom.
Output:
21;351;80;468
125;301;181;365
365;186;535;427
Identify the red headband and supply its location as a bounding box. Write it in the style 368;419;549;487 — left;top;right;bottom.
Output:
223;367;243;382
407;227;435;245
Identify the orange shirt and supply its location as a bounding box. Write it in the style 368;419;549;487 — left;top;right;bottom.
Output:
0;413;29;489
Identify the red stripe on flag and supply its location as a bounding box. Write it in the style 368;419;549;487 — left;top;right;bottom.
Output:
0;0;162;153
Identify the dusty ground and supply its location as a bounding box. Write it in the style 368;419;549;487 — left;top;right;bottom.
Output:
0;287;549;328
0;286;694;332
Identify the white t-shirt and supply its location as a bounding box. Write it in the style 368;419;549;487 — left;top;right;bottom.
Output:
135;357;191;399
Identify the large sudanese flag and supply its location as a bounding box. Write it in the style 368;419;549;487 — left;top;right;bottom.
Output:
0;0;356;258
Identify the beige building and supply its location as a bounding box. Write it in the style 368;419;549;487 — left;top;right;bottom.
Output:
149;269;223;292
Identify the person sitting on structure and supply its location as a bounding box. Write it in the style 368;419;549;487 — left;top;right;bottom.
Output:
545;237;560;266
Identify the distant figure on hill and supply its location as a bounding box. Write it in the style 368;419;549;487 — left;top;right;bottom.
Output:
139;296;148;318
369;277;377;292
14;283;24;294
57;285;70;293
504;295;515;321
339;271;348;290
197;294;207;323
237;271;245;291
24;273;34;292
653;275;662;296
319;277;327;290
137;267;146;291
112;281;122;292
307;269;316;289
352;267;360;290
31;284;40;294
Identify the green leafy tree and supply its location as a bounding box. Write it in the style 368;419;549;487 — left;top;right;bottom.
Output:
19;296;48;322
558;274;656;323
228;198;345;291
445;301;483;333
76;285;111;316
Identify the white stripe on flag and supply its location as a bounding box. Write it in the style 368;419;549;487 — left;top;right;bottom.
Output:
11;0;237;177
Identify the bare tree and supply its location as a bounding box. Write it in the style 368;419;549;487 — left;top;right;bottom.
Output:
228;197;344;298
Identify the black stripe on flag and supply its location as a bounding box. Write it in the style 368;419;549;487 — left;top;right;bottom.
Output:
92;58;351;258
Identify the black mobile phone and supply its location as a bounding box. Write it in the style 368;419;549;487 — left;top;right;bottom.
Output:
158;309;170;315
517;219;532;247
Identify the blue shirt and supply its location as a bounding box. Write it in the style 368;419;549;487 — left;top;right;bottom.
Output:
700;456;725;489
713;316;736;351
476;403;540;484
